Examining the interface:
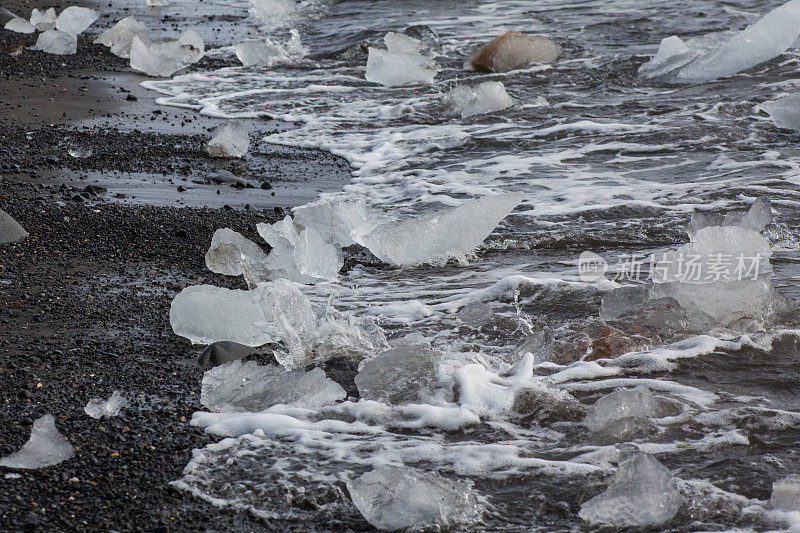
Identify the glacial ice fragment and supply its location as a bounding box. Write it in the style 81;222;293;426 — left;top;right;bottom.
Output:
129;29;204;77
249;0;296;20
5;17;35;34
207;123;250;158
55;6;97;36
584;386;662;441
146;0;170;7
467;31;561;73
355;345;442;404
84;390;127;419
235;29;306;67
760;93;800;131
30;29;77;55
293;197;383;247
30;8;56;31
257;216;343;283
347;466;480;531
637;36;692;78
579;451;682;527
358;192;523;266
201;360;345;412
771;475;800;511
448;81;514;118
0;209;28;244
205;228;270;287
94;17;151;59
0;415;74;469
365;32;439;87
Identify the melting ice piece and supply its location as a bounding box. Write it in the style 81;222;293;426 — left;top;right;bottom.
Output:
760;93;800;131
0;209;28;244
579;451;682;527
129;29;204;77
355;345;442;404
293;197;383;247
249;0;296;20
584;386;661;436
689;197;774;235
30;29;77;55
207;123;250;158
448;81;514;118
30;8;56;31
0;415;74;469
55;6;98;36
201;360;345;412
365;32;439;87
205;228;271;288
347;466;480;531
257;216;343;283
94;17;151;59
146;0;170;7
638;36;693;78
467;30;561;73
235;29;306;67
358;192;523;267
5;16;35;33
771;475;800;511
84;390;127;419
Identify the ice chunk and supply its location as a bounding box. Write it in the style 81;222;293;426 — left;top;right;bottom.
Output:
55;6;97;36
129;29;204;77
358;192;523;267
293;197;383;247
689;197;774;235
30;8;56;31
771;475;800;511
235;29;306;67
205;228;270;288
146;0;170;7
638;36;692;78
365;32;439;87
0;415;74;469
5;17;35;34
30;29;77;55
249;0;296;20
207;123;250;158
448;81;514;118
201;360;345;412
579;451;682;527
84;390;127;419
584;386;662;441
347;466;480;531
355;345;442;404
0;209;28;244
467;31;561;73
94;17;151;59
198;341;256;367
257;216;343;283
760;93;800;131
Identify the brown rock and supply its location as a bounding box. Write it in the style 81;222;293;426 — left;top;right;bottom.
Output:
468;31;561;73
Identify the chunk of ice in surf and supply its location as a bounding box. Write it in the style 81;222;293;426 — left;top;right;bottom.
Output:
201;360;345;412
579;451;682;527
0;209;28;244
207;123;250;158
55;6;97;36
30;29;77;55
0;415;74;469
94;17;151;59
84;390;127;419
205;228;271;288
292;197;384;248
257;216;343;283
129;30;204;77
637;36;692;78
358;192;524;267
5;16;35;33
584;386;662;441
249;0;295;20
448;81;514;118
235;30;306;67
771;475;800;511
30;8;56;31
688;197;773;235
365;32;439;87
347;466;480;531
354;345;442;404
759;93;800;131
146;0;170;7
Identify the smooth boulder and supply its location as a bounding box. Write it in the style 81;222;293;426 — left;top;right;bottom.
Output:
467;31;561;73
197;341;257;367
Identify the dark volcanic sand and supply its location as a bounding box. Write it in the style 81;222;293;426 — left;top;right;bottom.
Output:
0;1;357;530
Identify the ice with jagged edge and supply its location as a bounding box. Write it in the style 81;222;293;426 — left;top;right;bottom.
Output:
579;451;683;527
207;123;250;158
347;466;481;531
201;360;345;412
365;32;439;87
759;93;800;132
584;386;662;441
448;81;514;118
249;0;296;20
257;216;343;283
130;29;204;77
30;29;77;55
293;197;385;247
55;6;97;37
0;415;74;469
358;192;523;267
355;345;443;404
235;29;307;67
205;228;272;288
30;7;56;31
5;16;35;34
94;17;151;59
84;390;127;419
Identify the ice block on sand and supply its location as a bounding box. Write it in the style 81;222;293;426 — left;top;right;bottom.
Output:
0;415;74;469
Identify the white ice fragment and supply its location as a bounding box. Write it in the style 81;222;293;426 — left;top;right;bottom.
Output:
760;93;800;131
355;345;442;404
30;29;77;55
94;17;151;59
293;197;384;247
358;192;523;267
84;390;127;419
130;29;204;77
205;228;270;287
207;123;250;158
249;0;296;20
579;452;682;527
771;475;800;511
201;360;345;412
0;415;74;469
347;466;480;531
365;32;439;87
30;8;56;31
638;36;692;78
146;0;170;7
584;386;661;437
448;81;514;118
235;29;306;67
55;6;98;37
0;209;28;244
5;17;35;34
257;216;343;283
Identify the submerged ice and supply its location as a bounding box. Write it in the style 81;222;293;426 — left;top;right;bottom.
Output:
355;345;442;405
0;415;74;469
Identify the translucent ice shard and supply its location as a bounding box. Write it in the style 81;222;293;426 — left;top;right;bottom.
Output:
0;415;74;469
584;386;662;441
207;123;250;158
201;360;345;412
347;466;480;531
30;8;56;31
30;29;77;55
257;216;343;283
358;192;523;267
579;451;682;527
5;16;35;34
94;17;151;59
205;228;271;288
55;6;98;37
771;475;800;511
448;81;514;118
760;93;800;131
130;29;204;77
293;197;383;247
84;390;127;419
146;0;170;7
467;31;561;73
235;29;306;67
365;32;439;87
0;209;28;244
638;36;692;78
249;0;296;20
355;345;442;404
